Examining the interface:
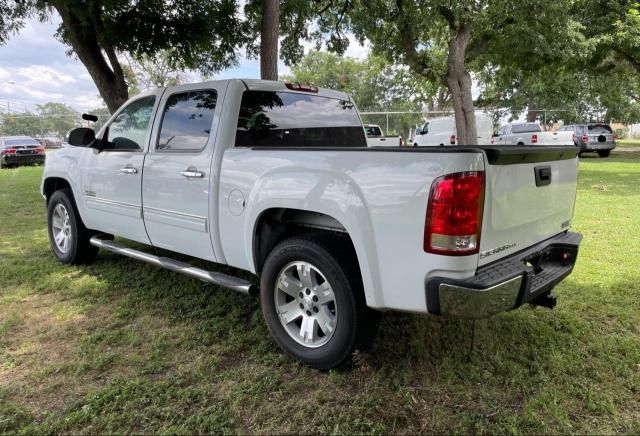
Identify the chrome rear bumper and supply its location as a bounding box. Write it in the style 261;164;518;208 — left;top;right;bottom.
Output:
426;232;582;319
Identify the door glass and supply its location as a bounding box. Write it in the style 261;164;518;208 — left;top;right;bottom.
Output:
157;90;217;151
104;96;156;151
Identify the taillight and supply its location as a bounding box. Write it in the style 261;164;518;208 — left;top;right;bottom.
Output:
531;134;538;144
581;135;588;143
424;171;485;256
285;82;319;93
3;148;17;155
450;135;456;145
35;147;45;153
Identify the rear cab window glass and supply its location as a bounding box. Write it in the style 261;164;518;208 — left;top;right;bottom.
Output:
104;96;156;151
235;91;366;148
511;123;542;133
157;90;217;151
365;126;382;136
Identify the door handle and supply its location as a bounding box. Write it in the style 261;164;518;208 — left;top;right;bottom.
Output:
534;165;552;187
120;167;138;174
180;167;204;178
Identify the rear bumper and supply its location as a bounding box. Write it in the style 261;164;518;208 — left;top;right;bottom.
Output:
1;154;46;165
426;232;582;319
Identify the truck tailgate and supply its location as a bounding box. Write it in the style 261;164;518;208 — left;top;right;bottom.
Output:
478;146;579;266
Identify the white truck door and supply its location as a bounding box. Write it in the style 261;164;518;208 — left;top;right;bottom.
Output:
82;93;161;244
142;83;225;262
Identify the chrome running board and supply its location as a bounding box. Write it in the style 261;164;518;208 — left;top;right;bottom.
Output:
89;235;255;295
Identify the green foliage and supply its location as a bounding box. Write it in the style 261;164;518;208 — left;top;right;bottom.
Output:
0;103;80;138
284;51;445;136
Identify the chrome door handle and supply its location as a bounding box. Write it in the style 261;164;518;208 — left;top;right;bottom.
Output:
120;167;138;174
180;168;204;178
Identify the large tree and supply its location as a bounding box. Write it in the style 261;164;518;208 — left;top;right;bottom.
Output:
0;0;247;113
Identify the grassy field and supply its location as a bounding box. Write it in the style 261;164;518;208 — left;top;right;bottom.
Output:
1;151;639;434
617;139;640;148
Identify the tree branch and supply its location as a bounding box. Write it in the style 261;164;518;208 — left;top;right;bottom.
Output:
465;17;514;61
615;47;640;74
437;5;456;30
395;0;438;82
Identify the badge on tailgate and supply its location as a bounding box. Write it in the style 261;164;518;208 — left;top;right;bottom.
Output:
534;165;552;187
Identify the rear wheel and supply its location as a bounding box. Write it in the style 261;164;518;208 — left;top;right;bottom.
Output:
260;236;377;370
598;150;611;158
47;189;98;265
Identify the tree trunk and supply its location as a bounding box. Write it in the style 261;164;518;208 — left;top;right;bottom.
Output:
527;91;537;122
445;25;477;145
52;2;129;113
260;0;279;81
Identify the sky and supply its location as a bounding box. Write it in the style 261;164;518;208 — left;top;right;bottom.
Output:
0;14;369;114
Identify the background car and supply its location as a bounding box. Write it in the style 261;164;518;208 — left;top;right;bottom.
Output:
559;123;616;157
0;136;46;169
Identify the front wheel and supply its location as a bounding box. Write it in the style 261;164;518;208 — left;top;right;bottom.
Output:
598;150;611;158
260;236;377;370
47;189;99;265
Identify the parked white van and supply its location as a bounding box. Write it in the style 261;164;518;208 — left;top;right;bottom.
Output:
413;115;494;146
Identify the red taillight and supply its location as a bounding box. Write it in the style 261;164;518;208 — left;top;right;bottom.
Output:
35;147;45;153
424;171;485;256
285;82;319;93
450;135;456;145
581;135;588;143
531;134;538;144
3;148;17;155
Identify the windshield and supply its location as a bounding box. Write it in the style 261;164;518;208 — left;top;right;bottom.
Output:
588;124;613;134
5;138;39;146
511;123;542;133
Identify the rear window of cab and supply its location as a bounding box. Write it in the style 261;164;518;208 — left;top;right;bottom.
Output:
235;91;366;148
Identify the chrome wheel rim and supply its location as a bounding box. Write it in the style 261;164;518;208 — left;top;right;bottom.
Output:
51;203;72;254
274;261;338;348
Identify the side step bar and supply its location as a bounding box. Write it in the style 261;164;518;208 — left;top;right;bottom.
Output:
89;236;256;295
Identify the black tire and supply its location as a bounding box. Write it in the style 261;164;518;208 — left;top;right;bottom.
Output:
598;150;611;158
47;188;99;265
260;236;378;370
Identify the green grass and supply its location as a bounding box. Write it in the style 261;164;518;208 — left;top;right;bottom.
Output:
1;153;639;434
617;139;640;148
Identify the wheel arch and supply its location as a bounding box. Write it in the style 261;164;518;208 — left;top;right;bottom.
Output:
252;207;377;306
43;177;73;204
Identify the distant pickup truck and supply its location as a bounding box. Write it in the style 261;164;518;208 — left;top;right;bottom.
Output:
42;79;582;369
364;124;402;147
494;123;574;146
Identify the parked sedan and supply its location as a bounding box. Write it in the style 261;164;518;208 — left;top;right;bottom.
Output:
0;136;46;168
559;123;616;157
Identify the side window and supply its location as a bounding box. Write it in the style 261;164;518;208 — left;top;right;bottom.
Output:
157;90;217;152
235;91;366;148
104;96;155;151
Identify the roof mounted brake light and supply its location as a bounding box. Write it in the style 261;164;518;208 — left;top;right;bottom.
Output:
285;82;319;93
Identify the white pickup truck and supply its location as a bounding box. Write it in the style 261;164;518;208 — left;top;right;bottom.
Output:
494;122;574;146
42;79;582;369
364;124;402;147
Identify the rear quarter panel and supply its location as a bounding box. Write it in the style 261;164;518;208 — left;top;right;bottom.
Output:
218;148;485;313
